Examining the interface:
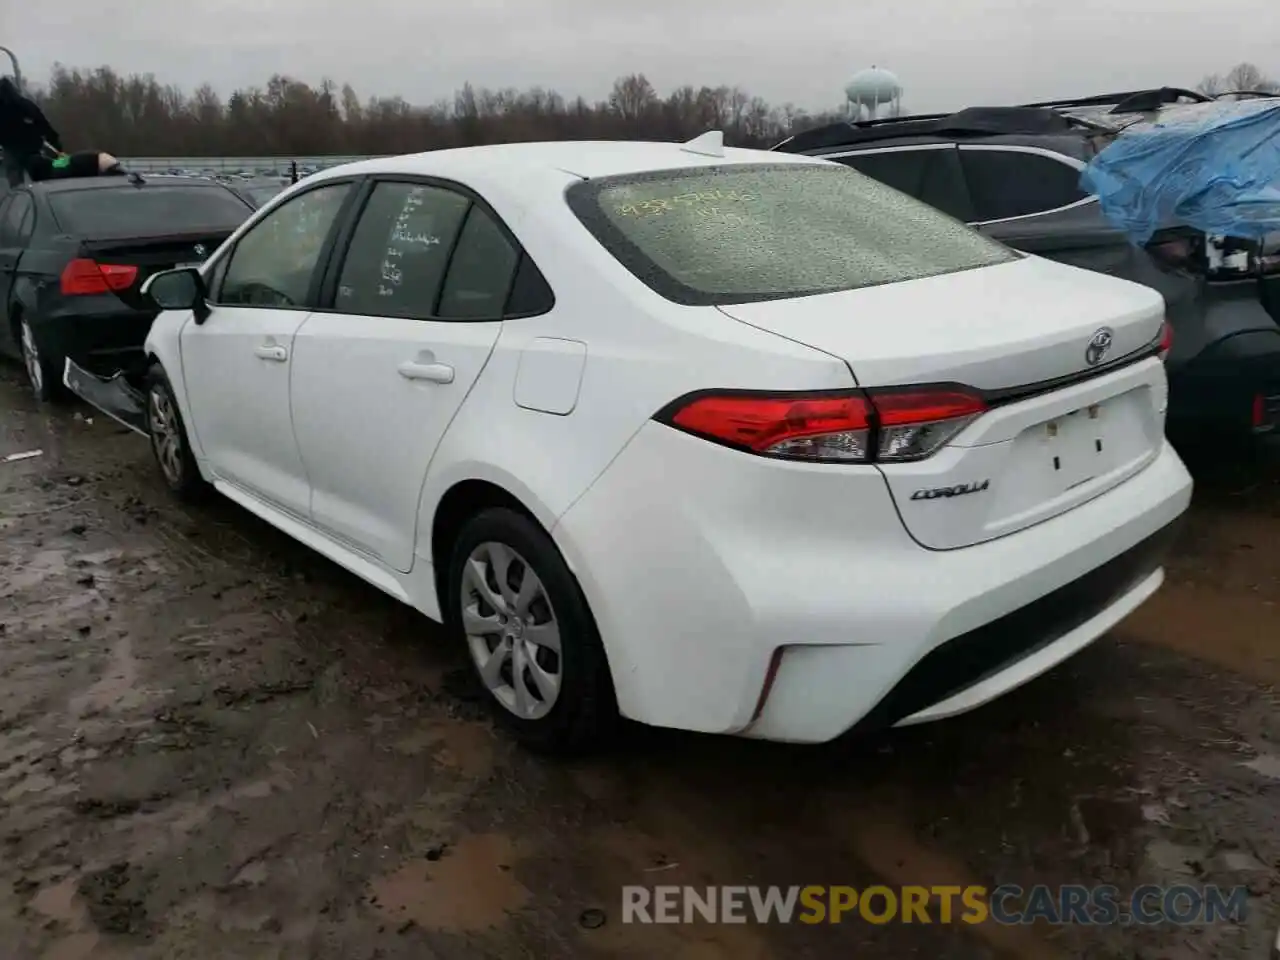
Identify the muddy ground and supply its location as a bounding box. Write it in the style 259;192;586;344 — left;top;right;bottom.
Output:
2;366;1279;960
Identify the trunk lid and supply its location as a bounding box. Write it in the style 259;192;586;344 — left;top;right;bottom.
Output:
716;256;1164;390
716;256;1169;550
77;230;229;310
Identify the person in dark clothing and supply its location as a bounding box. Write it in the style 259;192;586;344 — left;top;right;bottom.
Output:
27;150;127;181
0;76;63;186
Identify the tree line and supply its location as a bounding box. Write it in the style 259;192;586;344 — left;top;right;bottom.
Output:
29;65;847;157
21;60;1279;159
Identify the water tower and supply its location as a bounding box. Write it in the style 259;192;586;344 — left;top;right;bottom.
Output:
845;66;902;120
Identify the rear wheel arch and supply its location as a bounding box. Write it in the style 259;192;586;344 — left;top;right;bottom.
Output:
144;360;209;501
430;480;542;608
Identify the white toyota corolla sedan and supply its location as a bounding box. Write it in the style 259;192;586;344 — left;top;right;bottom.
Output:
137;133;1192;752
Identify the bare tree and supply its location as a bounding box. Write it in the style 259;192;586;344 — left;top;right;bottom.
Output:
1198;62;1280;96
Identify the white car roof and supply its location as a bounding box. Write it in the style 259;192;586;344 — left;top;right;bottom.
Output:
306;139;829;190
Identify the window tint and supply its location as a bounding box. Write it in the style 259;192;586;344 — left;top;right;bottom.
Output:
840;150;933;197
567;163;1016;306
841;148;974;222
1;194;32;245
335;182;469;318
49;186;252;235
505;254;555;315
437;205;519;319
960;149;1089;221
219;183;350;308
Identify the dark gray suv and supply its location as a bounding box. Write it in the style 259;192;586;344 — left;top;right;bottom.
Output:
773;88;1280;450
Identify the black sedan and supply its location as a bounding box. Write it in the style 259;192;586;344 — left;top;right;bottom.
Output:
0;176;254;401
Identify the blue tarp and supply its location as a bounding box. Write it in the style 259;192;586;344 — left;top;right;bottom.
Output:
1080;100;1280;244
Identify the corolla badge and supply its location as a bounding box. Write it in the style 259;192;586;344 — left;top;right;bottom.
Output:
193;244;207;259
910;480;991;501
1085;327;1114;366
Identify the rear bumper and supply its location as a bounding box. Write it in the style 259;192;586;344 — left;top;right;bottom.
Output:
1166;282;1280;441
29;304;156;376
1167;328;1280;440
857;521;1177;730
62;358;148;435
553;421;1192;743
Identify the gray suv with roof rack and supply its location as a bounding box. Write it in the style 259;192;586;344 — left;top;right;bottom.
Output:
773;86;1280;450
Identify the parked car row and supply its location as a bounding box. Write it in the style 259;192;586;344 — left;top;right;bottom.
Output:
5;94;1253;753
772;87;1280;449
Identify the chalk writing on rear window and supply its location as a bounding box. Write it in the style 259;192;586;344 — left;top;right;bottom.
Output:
615;189;757;218
378;186;443;298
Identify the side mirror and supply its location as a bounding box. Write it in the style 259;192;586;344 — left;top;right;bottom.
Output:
142;267;211;323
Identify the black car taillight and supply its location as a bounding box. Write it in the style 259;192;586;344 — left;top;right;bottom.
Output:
657;387;987;463
61;259;138;296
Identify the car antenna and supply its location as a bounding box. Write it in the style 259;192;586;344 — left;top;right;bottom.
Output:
680;130;725;158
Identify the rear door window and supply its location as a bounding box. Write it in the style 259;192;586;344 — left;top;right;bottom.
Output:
48;186;253;236
333;181;470;319
839;148;974;221
959;148;1089;222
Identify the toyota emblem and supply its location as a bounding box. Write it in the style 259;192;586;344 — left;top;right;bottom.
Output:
1085;327;1114;366
193;244;207;259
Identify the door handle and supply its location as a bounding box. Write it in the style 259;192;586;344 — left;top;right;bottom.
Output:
254;344;287;362
398;360;455;384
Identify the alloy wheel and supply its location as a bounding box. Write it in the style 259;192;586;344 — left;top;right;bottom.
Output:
460;541;563;720
148;384;184;486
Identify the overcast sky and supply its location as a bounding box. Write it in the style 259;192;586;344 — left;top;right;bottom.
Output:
3;0;1277;113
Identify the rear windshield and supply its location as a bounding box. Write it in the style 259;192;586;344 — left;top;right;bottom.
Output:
566;162;1018;306
49;185;253;236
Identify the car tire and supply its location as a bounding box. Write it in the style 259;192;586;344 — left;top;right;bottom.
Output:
144;363;208;502
16;314;68;404
446;507;618;754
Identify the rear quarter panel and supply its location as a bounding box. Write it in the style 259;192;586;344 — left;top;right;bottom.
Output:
413;179;854;571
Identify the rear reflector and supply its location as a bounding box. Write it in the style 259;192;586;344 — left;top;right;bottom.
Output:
61;259;138;296
659;386;986;463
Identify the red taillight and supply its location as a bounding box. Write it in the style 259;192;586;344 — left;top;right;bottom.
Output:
660;386;986;463
1253;393;1267;429
1158;321;1173;361
60;259;138;296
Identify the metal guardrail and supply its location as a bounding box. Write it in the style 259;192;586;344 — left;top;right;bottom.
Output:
120;156;388;175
